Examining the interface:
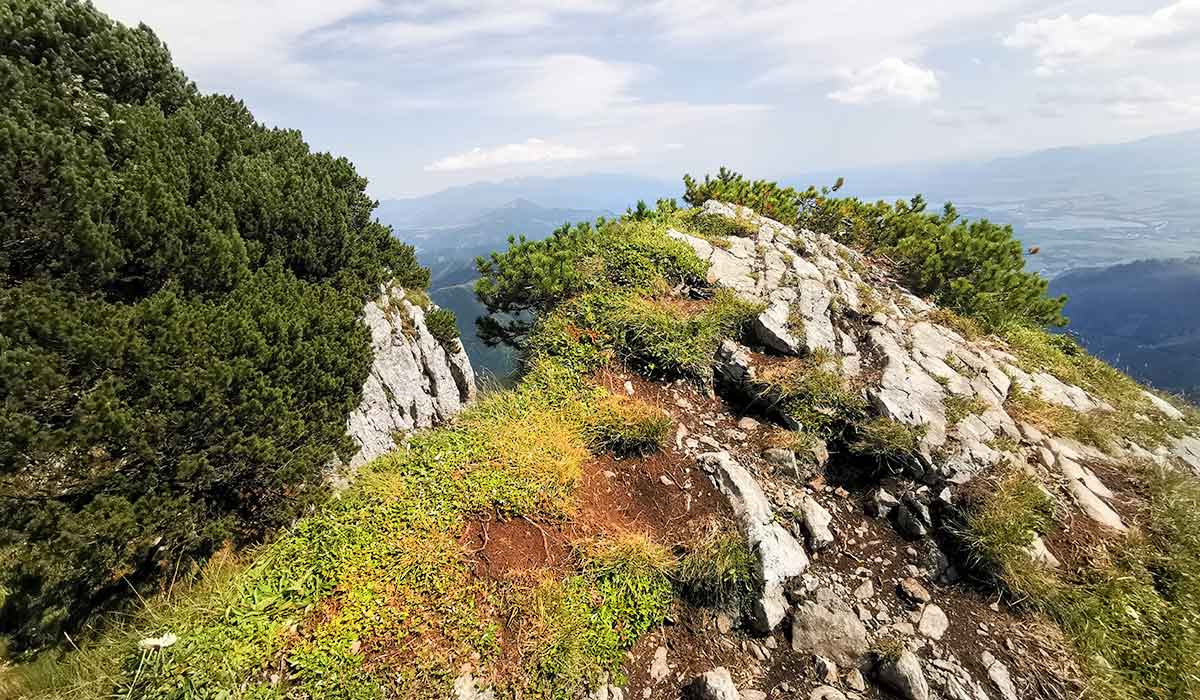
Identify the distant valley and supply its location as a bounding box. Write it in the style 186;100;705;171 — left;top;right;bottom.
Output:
1050;258;1200;402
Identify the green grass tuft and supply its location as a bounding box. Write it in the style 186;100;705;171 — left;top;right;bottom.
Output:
585;394;672;456
961;461;1200;700
758;354;868;436
674;528;760;613
849;417;926;465
944;393;989;426
513;534;675;700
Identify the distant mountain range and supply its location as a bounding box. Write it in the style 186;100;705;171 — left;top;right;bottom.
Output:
1050;258;1200;402
376;128;1200;395
376;173;675;229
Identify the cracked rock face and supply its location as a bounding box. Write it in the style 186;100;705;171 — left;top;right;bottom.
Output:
673;201;1199;536
337;285;476;478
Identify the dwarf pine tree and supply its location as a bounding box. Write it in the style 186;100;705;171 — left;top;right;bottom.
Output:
0;0;425;649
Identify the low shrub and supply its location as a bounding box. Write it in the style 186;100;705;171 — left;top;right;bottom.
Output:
475;218;709;347
424;307;460;347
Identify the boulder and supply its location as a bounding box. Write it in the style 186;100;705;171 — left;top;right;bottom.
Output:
699;451;809;632
339;286;475;478
790;602;869;666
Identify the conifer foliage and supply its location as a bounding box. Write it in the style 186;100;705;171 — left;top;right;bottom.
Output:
0;0;425;649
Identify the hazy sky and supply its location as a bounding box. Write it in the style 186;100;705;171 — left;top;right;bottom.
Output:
94;0;1200;198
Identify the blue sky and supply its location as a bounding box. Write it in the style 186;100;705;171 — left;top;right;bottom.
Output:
94;0;1200;198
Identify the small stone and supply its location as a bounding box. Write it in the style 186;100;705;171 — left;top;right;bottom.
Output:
700;435;721;449
876;651;930;700
867;488;900;518
897;578;932;606
896;505;928;538
687;668;738;700
918;604;949;640
716;611;734;634
800;495;836;551
846;669;867;692
737;416;761;431
623;380;635;396
814;655;840;685
853;579;875;600
834;487;851;498
741;691;767;700
981;651;1019;700
649;646;670;683
764;636;778;650
809;687;848;700
660;475;675;486
763;448;798;471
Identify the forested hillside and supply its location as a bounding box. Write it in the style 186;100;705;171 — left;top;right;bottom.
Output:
1051;258;1200;401
0;0;426;650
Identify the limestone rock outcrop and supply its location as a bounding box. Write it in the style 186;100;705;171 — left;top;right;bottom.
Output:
336;284;475;478
671;200;1198;535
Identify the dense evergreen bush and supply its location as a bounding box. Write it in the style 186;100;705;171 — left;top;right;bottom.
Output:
0;0;425;649
475;218;707;348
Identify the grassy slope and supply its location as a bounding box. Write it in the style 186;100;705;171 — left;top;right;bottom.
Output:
8;215;760;700
10;201;1200;700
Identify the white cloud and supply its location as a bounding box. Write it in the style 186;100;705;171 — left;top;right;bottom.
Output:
95;0;378;92
828;58;939;105
645;0;1026;84
424;138;636;171
1004;1;1200;75
510;54;641;119
1037;77;1200;118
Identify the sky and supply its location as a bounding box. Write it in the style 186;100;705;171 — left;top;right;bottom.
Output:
93;0;1200;198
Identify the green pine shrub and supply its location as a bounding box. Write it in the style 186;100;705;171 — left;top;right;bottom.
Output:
683;168;799;225
0;0;426;650
424;307;460;348
475;218;708;348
